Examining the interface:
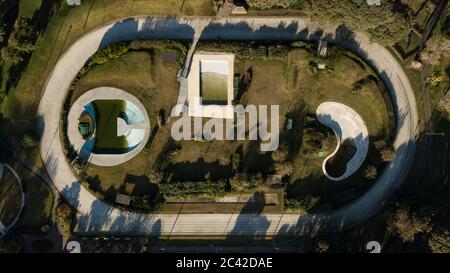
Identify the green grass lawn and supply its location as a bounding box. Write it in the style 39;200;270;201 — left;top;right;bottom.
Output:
92;100;128;152
18;0;43;18
401;0;428;14
395;30;422;58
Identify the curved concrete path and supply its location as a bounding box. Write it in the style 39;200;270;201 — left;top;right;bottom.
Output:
316;102;369;181
0;164;25;239
38;17;418;236
67;87;150;167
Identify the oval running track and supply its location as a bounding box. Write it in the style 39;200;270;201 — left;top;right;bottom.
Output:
38;17;419;236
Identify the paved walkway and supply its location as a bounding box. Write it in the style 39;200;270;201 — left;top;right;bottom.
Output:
38;17;418;236
316;102;369;181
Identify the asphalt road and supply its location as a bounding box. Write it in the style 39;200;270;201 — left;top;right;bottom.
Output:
37;17;419;236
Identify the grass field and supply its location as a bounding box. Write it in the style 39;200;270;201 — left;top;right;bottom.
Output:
7;163;54;234
0;168;22;227
18;0;43;18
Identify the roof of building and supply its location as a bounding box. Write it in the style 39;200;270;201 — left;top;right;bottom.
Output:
115;194;131;206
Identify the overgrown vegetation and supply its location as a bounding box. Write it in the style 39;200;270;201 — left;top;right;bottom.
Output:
55;201;74;237
304;0;413;45
246;0;301;9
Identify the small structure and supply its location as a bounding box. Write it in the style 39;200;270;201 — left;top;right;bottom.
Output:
286;119;293;130
411;60;423;70
317;40;328;57
266;174;283;186
317;62;327;70
78;123;90;137
231;5;247;15
367;0;381;5
115;194;131;206
67;0;81;6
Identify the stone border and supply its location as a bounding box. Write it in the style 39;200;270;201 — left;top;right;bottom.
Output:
316;102;369;181
67;87;151;167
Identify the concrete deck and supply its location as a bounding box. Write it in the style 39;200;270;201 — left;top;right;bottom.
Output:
316;102;369;181
187;52;235;119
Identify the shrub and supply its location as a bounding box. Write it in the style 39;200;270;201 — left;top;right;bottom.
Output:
21;132;39;149
147;170;163;184
363;164;378;180
284;195;320;212
274;162;294;178
420;34;450;65
91;42;130;65
272;149;288;163
160;180;229;198
132;193;162;211
389;208;432;242
315;241;330;253
380;146;395;162
55;202;74;237
303;120;334;154
246;0;298;9
230;172;265;191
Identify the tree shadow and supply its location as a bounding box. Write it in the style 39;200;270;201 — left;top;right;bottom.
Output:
226;191;271;237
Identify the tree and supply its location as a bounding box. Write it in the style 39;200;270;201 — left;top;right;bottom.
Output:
428;229;450;253
1;47;22;65
272;149;288;162
389;208;432;242
363;164;377;180
7;17;35;53
232;152;241;172
0;17;35;66
21;133;39;149
305;0;413;45
315;240;330;253
438;93;450;115
55;202;74;237
147;170;163;184
380;146;395;162
274;161;294;177
420;34;450;65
